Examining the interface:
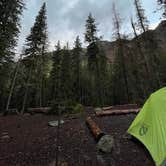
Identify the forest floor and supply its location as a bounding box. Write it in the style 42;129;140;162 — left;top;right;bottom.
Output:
0;108;154;166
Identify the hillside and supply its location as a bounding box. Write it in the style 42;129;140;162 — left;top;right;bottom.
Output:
101;20;166;62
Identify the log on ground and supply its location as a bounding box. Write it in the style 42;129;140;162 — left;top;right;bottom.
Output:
86;116;105;141
96;108;140;117
27;107;51;114
102;104;139;111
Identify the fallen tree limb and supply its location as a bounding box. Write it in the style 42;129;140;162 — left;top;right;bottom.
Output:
86;117;105;141
102;104;138;111
27;107;51;114
96;108;140;117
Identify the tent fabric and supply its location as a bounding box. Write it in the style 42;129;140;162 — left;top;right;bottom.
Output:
127;87;166;166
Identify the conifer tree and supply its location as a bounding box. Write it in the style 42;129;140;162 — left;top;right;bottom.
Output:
60;44;72;102
0;0;24;111
85;13;103;106
50;41;62;102
0;0;24;64
22;2;48;112
72;36;82;102
85;13;99;72
85;13;98;43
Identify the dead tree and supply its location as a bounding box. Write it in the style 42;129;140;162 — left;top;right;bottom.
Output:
112;2;129;102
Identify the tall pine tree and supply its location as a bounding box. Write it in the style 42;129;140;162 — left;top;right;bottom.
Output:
72;36;82;102
0;0;24;111
50;41;62;103
60;44;73;102
84;13;104;106
0;0;24;64
22;2;48;112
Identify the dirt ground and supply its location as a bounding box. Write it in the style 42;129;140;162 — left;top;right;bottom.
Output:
0;108;154;166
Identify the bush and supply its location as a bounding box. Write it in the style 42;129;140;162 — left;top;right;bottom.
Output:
49;100;84;115
72;103;84;114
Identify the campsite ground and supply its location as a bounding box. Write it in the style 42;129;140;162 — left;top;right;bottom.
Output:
0;108;154;166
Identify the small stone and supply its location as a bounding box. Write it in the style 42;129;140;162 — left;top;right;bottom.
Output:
48;120;64;127
97;135;114;153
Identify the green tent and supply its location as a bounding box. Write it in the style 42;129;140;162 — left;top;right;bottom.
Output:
127;87;166;166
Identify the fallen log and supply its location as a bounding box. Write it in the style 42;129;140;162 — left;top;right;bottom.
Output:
102;104;138;111
86;117;114;153
27;107;51;114
96;108;140;117
86;117;105;141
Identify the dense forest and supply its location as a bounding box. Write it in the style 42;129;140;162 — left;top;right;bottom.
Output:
0;0;166;114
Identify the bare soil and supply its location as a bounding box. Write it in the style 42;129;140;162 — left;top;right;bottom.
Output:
0;108;154;166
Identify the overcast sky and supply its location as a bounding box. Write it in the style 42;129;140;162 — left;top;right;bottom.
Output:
17;0;163;53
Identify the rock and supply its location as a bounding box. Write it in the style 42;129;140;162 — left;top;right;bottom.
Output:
95;107;102;112
122;133;132;139
97;135;114;153
48;120;64;127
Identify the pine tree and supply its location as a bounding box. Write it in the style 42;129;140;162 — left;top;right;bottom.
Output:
85;13;99;72
84;13;103;106
22;2;48;112
50;41;62;102
97;44;109;106
134;0;149;33
0;0;24;64
60;44;72;102
0;0;24;111
72;36;82;102
85;13;98;44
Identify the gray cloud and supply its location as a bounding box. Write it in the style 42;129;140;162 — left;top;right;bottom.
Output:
17;0;161;53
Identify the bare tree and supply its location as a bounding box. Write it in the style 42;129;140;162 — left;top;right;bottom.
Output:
130;17;138;38
112;2;129;103
134;0;149;33
158;0;166;17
